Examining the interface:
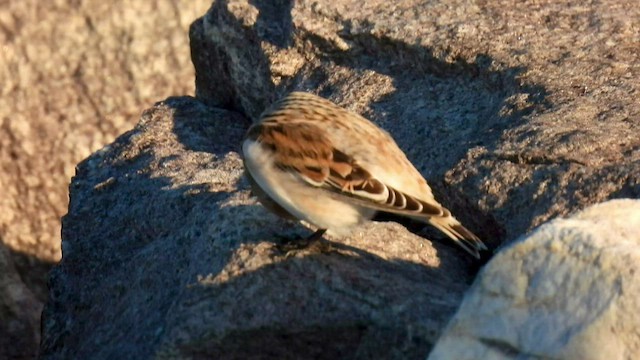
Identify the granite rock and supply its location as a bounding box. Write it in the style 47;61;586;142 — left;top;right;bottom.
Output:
1;2;210;358
41;97;477;359
192;0;639;240
41;0;640;358
430;199;640;360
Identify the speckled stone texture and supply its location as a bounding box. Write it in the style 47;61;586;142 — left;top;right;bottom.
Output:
430;199;640;359
0;0;210;262
41;98;478;359
1;1;210;358
192;0;639;239
40;0;639;358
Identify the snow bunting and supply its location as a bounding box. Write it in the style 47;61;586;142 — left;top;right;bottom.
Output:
242;92;487;258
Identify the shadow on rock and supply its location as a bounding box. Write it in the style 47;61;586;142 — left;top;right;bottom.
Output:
40;96;483;359
249;0;295;48
189;1;556;251
1;242;55;359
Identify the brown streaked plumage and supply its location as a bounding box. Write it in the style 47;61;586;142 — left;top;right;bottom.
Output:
242;92;487;258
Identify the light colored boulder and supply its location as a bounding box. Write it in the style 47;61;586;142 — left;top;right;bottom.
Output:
430;199;640;360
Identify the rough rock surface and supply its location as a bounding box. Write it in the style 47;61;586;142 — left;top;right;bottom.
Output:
192;0;639;241
1;2;209;358
41;0;640;358
0;0;210;262
41;98;479;359
430;199;640;359
0;244;42;360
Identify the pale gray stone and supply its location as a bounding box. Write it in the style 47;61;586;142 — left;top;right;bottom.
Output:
430;199;640;360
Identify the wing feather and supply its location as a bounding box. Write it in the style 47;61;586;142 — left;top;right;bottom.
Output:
248;121;445;218
247;118;486;258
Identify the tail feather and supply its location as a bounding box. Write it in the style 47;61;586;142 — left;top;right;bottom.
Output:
428;216;487;258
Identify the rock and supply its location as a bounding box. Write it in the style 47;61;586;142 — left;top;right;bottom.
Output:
191;0;639;241
41;0;640;358
0;0;210;263
40;97;478;359
1;2;209;358
430;199;640;359
0;244;43;360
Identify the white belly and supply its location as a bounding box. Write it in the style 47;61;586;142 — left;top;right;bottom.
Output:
243;140;375;235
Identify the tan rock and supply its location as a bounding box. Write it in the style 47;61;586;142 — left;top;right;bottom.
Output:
1;1;210;358
0;1;210;262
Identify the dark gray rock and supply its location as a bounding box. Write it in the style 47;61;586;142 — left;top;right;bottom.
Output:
41;97;477;359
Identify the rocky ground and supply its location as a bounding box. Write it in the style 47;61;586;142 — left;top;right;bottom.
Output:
3;0;639;358
0;1;210;358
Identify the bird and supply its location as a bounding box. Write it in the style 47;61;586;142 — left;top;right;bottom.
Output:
242;91;487;258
